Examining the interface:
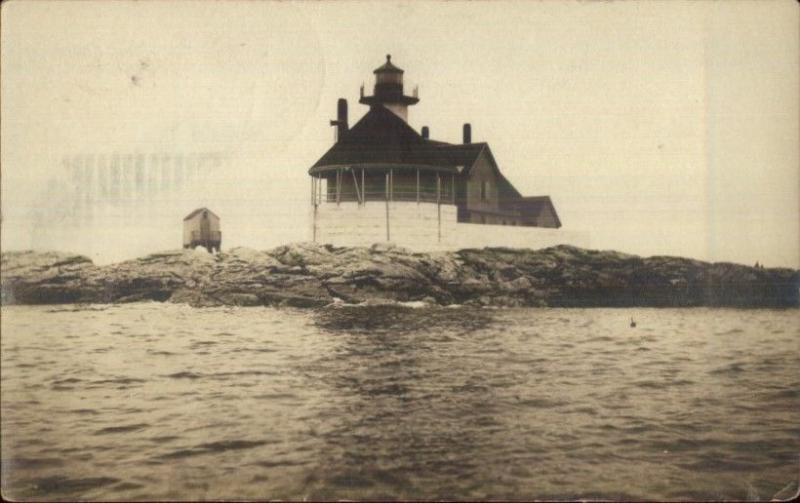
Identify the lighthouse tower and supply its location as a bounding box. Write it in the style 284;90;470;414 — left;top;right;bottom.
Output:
359;54;419;122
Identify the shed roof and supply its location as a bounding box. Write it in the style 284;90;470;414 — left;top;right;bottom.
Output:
183;207;220;221
512;196;562;228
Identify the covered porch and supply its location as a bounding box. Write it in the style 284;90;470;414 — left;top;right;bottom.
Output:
310;165;457;206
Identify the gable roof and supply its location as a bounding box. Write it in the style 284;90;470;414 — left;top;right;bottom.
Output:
183;207;219;221
433;143;486;172
497;172;523;203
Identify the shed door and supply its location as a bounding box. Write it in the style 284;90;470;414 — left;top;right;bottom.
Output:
201;212;210;241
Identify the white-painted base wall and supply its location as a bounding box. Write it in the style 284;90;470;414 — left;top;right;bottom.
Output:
311;202;589;251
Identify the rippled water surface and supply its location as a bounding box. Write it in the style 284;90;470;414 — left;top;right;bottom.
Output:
2;304;799;501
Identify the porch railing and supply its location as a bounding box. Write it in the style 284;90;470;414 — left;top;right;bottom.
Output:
310;169;457;206
324;190;453;204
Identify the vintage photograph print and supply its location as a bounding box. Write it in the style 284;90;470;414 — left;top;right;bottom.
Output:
1;0;798;501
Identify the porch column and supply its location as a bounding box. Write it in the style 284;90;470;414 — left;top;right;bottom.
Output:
437;173;442;242
312;176;317;242
336;169;341;205
416;168;420;204
385;171;391;241
351;168;362;205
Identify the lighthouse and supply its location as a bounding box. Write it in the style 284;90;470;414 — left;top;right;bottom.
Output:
307;55;577;252
358;54;419;122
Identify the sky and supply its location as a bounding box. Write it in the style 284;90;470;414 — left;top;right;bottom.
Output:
1;0;798;267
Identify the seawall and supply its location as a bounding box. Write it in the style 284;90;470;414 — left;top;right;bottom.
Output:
1;243;798;308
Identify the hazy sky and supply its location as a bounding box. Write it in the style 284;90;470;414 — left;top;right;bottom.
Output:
2;0;798;267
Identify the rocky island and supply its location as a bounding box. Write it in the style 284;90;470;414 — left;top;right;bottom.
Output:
1;244;798;308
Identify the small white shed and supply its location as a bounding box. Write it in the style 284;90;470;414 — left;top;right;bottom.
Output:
183;208;221;253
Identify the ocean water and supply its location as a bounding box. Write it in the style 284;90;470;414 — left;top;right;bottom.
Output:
1;303;798;501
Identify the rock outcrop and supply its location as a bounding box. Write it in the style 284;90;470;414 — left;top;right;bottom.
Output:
2;244;798;308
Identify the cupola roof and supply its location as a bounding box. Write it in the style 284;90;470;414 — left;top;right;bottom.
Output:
373;54;404;74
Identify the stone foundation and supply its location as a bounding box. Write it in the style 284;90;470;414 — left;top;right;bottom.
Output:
311;201;589;251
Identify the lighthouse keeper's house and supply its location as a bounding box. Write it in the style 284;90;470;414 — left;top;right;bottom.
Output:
308;55;586;251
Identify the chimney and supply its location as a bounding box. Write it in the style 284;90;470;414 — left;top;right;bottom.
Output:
463;123;472;144
329;98;349;140
421;126;429;139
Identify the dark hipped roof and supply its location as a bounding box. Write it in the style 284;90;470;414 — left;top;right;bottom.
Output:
183;207;219;221
309;105;486;173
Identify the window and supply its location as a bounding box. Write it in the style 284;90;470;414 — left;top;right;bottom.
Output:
480;181;487;201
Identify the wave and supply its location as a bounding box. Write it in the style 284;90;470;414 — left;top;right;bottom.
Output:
157;439;269;460
164;370;278;380
94;423;149;435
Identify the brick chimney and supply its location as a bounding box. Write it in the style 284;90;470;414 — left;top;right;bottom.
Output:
329;98;349;141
